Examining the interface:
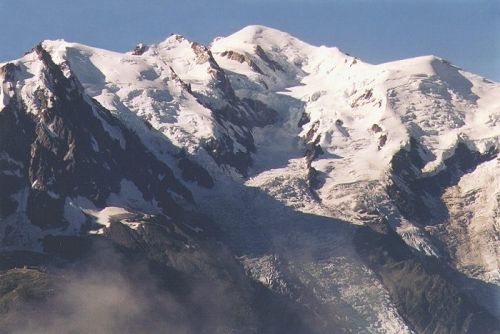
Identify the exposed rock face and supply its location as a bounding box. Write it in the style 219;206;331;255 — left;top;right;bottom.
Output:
0;45;191;235
388;139;498;227
254;45;283;72
354;222;500;334
131;43;148;56
176;151;214;188
220;50;264;74
0;92;35;219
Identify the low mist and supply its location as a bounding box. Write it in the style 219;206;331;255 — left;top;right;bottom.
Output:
3;240;229;334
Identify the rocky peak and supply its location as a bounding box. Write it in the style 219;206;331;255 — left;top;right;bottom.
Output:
219;50;264;75
254;45;283;72
131;43;148;56
1;45;192;234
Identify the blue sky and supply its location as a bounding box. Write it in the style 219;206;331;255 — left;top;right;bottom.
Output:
1;0;499;80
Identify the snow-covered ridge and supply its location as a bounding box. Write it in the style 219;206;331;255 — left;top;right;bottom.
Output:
1;25;498;221
210;25;499;180
2;25;497;183
0;26;499;332
34;35;276;178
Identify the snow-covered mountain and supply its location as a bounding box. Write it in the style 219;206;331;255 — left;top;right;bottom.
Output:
0;25;499;333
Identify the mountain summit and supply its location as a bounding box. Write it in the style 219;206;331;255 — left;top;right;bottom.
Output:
0;26;499;333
